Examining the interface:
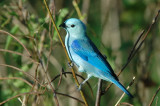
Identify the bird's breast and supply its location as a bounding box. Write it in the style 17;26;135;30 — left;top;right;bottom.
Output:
65;34;82;65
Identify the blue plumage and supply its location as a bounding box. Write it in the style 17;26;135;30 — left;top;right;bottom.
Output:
59;18;133;97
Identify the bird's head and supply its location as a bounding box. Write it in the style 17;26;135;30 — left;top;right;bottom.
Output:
59;18;86;37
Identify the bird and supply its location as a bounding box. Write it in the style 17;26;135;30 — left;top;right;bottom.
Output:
59;18;133;97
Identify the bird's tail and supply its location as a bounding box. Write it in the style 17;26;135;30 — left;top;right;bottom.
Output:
113;80;133;98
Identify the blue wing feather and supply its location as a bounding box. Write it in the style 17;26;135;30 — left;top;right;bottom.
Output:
71;37;118;81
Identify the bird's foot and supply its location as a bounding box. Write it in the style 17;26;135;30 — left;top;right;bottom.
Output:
68;61;74;68
76;83;82;91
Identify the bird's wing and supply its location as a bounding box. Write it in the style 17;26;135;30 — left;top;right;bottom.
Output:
71;38;118;81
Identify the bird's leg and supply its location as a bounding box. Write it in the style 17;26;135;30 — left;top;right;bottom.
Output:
68;61;74;68
78;74;92;91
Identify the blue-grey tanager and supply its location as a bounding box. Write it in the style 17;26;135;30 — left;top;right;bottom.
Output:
59;18;133;97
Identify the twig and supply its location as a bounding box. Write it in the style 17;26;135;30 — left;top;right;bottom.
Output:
95;79;102;106
55;92;85;105
127;30;145;61
26;64;40;104
0;49;39;64
57;69;63;88
120;9;160;77
32;23;59;105
18;95;26;106
149;86;160;106
0;30;31;57
0;77;33;87
18;97;22;103
0;64;45;87
36;48;59;105
115;77;135;106
46;0;55;72
72;0;83;20
43;0;88;105
0;92;42;105
51;71;93;96
117;102;134;106
105;9;160;93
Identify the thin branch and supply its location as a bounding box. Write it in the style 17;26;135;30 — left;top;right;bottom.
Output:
149;86;160;106
104;9;160;93
57;69;63;88
0;49;39;64
0;92;42;105
72;0;83;20
26;64;40;103
51;71;91;88
36;45;59;105
119;9;160;77
46;0;55;72
0;30;31;57
0;89;85;105
55;92;85;105
43;0;88;105
117;102;134;106
127;30;145;61
0;77;33;87
51;71;93;96
115;77;135;106
32;21;59;105
0;64;45;87
95;79;102;106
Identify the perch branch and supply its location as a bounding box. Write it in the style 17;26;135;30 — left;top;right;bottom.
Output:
43;0;88;105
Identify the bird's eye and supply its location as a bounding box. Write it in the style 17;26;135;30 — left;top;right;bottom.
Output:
71;24;75;28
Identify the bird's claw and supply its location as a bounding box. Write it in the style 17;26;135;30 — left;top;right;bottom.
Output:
76;84;82;91
68;61;74;68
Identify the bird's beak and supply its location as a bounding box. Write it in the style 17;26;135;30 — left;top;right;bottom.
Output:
59;22;66;28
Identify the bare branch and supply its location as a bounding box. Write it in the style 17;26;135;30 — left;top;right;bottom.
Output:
149;86;160;106
95;79;102;106
117;102;134;106
0;64;45;87
0;92;42;105
115;77;135;106
55;92;85;105
105;9;160;93
51;71;93;96
0;77;33;87
0;49;39;64
43;0;88;105
0;30;31;57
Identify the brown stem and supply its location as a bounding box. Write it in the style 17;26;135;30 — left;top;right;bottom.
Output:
55;92;85;105
0;30;31;57
0;77;33;87
104;9;160;93
0;49;39;64
0;64;44;87
95;79;102;106
0;92;42;105
149;86;160;106
51;71;93;96
43;0;88;105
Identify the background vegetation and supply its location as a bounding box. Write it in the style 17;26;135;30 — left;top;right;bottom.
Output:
0;0;160;105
